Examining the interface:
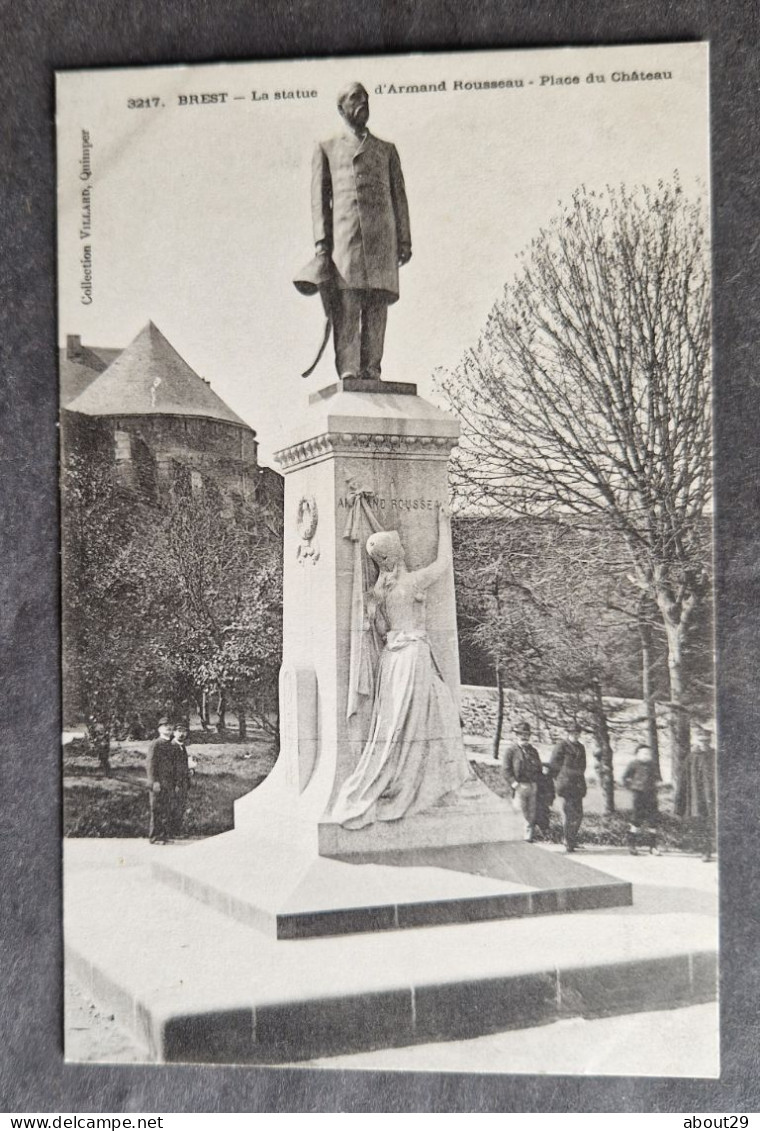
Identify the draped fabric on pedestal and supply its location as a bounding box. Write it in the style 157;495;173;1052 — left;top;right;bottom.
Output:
343;479;384;721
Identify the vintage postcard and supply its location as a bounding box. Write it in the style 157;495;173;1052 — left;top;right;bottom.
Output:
57;42;716;1074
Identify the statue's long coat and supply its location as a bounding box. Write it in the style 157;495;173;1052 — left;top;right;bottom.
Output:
311;130;411;302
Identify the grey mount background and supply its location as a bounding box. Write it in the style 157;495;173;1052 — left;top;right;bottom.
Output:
1;0;758;1114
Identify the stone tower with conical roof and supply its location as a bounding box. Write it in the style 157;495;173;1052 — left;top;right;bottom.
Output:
62;322;277;509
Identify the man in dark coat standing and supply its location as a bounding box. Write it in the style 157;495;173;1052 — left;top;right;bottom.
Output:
503;720;544;842
687;726;717;862
146;717;175;844
311;82;411;381
550;722;587;853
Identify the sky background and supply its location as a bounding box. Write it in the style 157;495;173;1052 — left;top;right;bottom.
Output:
57;43;709;465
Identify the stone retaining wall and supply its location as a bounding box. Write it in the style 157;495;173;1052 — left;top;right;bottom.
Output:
460;684;679;783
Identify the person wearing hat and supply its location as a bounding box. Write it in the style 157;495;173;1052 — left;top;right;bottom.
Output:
146;717;175;844
295;81;411;381
550;722;588;853
169;723;193;839
503;721;544;842
686;726;717;862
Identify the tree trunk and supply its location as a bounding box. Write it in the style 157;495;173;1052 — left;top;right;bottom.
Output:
590;680;615;814
492;666;505;761
217;690;227;734
198;690;209;730
237;707;247;740
664;621;691;816
639;618;661;780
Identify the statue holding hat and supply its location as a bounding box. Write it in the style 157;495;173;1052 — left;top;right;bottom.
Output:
294;82;411;381
329;504;473;829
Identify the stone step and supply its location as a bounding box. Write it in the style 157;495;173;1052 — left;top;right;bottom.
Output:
64;840;717;1065
153;838;633;940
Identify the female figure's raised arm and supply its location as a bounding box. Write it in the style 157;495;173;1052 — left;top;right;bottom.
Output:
413;503;453;590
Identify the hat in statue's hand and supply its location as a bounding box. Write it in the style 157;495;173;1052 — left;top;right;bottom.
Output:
293;254;335;295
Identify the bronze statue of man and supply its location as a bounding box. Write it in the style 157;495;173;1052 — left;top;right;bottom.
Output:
310;82;411;381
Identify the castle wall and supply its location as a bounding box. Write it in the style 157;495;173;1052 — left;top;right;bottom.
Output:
62;410;281;512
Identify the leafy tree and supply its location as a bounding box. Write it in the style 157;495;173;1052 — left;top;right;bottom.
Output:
61;442;170;725
61;436;283;739
442;179;712;809
122;494;283;737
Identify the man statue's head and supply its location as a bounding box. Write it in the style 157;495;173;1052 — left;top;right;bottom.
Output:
337;82;370;132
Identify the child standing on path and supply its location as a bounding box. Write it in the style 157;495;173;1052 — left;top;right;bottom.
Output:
622;743;661;856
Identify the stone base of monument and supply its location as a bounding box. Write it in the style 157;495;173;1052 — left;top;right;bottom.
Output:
150;789;632;941
64;837;717;1065
61;380;713;1066
310;376;418;399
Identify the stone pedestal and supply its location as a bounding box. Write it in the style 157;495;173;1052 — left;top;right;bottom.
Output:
236;382;520;851
156;383;637;947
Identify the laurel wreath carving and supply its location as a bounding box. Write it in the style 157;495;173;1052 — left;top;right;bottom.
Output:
296;495;318;542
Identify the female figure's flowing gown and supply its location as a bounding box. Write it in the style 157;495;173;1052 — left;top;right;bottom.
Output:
330;518;472;830
330;628;472;829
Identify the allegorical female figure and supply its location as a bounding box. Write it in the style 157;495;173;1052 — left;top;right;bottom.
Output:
330;504;473;829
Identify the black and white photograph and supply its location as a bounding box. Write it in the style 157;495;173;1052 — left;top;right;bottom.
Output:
56;42;718;1075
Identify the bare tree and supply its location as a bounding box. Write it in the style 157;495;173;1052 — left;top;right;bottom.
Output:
442;179;712;806
452;518;544;759
454;516;646;813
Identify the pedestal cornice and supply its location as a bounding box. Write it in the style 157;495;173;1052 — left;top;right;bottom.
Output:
274;389;460;473
275;429;458;472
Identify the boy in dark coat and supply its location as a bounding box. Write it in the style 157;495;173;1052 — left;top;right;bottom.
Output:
88;719;111;778
534;762;556;839
622;743;660;855
169;723;192;838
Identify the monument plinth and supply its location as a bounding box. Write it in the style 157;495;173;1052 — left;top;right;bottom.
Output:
154;385;629;941
251;383;522;851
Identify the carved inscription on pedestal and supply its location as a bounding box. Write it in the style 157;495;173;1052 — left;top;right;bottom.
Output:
336;494;442;512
